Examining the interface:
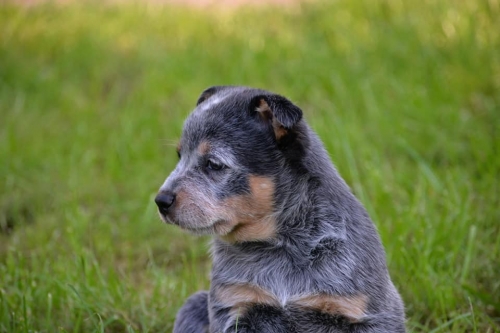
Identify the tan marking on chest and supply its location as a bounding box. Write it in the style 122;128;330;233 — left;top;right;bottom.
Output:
215;284;368;323
215;283;280;317
290;293;368;322
219;175;276;243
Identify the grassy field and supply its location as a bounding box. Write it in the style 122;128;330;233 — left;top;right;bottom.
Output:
1;0;499;332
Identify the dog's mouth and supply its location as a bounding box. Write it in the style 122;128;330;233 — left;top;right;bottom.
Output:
158;211;174;224
184;219;235;236
161;213;233;236
180;224;218;235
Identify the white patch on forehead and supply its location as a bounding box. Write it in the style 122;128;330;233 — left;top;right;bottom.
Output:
198;92;229;112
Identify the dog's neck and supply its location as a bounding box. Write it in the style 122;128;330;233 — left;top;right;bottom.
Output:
214;125;360;256
276;127;356;238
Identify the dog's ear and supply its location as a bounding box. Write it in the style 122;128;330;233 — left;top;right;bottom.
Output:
196;86;220;106
251;94;303;142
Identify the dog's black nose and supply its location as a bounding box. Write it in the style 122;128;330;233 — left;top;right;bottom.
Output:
155;191;176;215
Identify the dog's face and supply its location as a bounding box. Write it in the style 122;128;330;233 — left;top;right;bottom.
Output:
155;86;304;242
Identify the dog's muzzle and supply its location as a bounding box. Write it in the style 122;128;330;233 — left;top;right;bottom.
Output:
155;191;176;216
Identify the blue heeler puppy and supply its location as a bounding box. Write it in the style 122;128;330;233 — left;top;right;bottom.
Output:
155;86;406;333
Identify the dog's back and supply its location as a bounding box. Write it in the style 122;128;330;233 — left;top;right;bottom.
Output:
156;86;406;332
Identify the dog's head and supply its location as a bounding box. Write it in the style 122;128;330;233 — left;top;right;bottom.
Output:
155;86;306;242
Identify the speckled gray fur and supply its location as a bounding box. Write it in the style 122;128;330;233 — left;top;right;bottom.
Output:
156;86;406;332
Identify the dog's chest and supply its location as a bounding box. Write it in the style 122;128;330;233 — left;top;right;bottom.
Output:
211;243;314;305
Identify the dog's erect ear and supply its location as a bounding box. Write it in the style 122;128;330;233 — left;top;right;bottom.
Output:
196;86;238;106
196;86;219;106
251;94;303;141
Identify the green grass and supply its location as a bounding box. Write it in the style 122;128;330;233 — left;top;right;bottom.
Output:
0;0;499;332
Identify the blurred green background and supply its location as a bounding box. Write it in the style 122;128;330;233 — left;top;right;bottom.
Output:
0;0;499;332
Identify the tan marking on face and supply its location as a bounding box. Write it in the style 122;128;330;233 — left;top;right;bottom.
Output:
219;175;277;243
290;294;368;322
175;189;186;205
215;283;280;317
256;99;288;140
176;142;181;155
197;141;210;155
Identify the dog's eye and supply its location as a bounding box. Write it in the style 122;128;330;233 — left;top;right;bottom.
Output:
206;159;224;171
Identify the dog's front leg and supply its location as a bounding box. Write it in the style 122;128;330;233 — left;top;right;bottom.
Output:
173;291;210;333
209;282;293;333
209;303;291;333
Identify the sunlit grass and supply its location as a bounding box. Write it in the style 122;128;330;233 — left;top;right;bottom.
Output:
1;0;499;332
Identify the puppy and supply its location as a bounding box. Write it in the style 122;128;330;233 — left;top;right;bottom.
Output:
155;86;406;333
